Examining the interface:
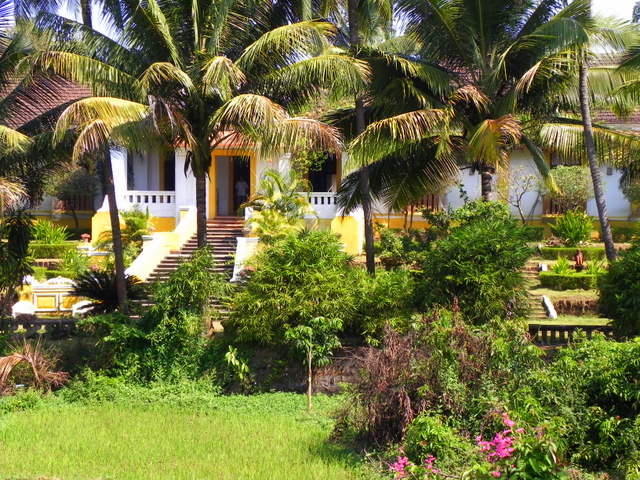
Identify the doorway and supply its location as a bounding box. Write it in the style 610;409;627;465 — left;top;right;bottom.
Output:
214;155;251;216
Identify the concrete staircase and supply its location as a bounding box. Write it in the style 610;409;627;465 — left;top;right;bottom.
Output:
147;217;244;283
522;260;548;321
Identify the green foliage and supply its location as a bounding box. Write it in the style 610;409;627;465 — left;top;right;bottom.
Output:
550;209;593;246
374;224;430;269
530;336;640;472
419;208;531;324
599;242;640;337
59;247;91;278
284;317;343;369
539;246;606;260
539;272;599;290
611;225;637;243
0;211;33;313
28;242;77;259
150;248;230;319
31;220;71;244
72;271;146;315
227;230;357;346
97;207;153;267
550;256;572;274
243;170;314;243
353;268;416;342
523;225;545;242
545;166;594;212
404;413;474;464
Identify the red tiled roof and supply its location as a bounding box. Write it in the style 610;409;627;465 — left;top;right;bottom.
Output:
1;76;91;130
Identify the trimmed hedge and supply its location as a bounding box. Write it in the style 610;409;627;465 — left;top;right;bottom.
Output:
523;225;545;242
29;242;78;259
539;272;599;290
611;226;637;243
31;266;77;281
539;246;606;260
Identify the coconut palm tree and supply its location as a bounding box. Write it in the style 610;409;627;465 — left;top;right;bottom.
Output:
346;0;597;206
27;0;366;311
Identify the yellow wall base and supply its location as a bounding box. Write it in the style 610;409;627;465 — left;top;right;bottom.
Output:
330;215;364;256
91;212;176;244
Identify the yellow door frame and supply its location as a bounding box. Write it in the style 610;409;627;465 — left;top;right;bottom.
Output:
208;149;256;218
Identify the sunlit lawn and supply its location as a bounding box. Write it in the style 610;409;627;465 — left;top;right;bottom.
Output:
0;393;365;480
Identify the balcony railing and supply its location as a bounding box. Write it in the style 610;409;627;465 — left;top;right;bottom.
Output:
306;192;338;219
122;190;176;217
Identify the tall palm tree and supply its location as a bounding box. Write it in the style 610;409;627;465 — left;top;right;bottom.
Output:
346;0;596;207
28;0;366;310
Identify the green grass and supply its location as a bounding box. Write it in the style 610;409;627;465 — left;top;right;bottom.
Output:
528;287;599;302
529;315;610;327
0;391;366;480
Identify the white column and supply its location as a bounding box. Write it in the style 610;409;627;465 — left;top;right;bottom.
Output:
98;147;129;211
174;148;197;211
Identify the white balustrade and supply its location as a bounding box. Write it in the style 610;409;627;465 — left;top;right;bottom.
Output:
122;190;177;217
306;192;338;219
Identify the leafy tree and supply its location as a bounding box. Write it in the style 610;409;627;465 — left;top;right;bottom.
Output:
285;316;342;411
242;170;314;243
544;165;594;212
227;230;357;346
599;240;640;337
0;210;33;315
45;166;98;229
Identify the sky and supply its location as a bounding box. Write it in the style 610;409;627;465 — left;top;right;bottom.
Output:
593;0;636;20
63;0;638;36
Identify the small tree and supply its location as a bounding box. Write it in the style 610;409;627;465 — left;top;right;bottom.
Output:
543;166;594;212
498;169;539;224
284;316;342;412
45;167;98;230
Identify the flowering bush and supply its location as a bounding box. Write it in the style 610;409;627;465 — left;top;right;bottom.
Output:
389;412;567;480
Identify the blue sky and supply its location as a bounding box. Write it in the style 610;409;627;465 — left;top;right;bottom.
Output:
64;0;638;35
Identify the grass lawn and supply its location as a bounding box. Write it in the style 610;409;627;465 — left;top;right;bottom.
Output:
528;287;599;302
0;392;367;480
528;315;611;327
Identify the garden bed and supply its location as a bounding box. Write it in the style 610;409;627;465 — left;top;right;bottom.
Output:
538;246;606;260
539;272;599;290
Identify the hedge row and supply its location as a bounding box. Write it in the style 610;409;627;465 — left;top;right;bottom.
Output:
31;266;77;281
539;246;606;260
29;242;77;259
539;272;599;290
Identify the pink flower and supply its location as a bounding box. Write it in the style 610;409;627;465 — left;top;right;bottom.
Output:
424;455;441;474
390;456;411;478
491;470;502;478
502;413;516;429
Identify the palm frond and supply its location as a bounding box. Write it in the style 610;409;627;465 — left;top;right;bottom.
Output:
201;55;246;99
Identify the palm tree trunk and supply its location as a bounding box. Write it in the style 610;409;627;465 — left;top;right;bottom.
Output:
480;167;493;201
195;170;208;248
348;0;375;276
578;63;616;262
104;151;128;314
80;0;92;28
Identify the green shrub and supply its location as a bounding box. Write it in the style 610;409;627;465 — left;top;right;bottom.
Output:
612;225;637;243
352;269;415;342
419;212;532;324
404;412;474;464
599;242;640;337
59;248;91;278
523;225;545;242
72;271;146;315
550;256;571;274
531;335;640;471
539;272;599;290
227;230;355;346
44;269;76;280
149;248;230;319
550;209;593;246
28;242;77;259
374;225;430;269
31;220;71;244
539;246;606;260
31;266;47;281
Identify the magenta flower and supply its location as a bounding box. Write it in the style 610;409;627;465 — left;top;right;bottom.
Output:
491;470;502;478
389;456;411;478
